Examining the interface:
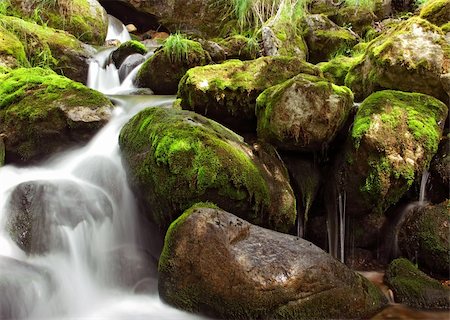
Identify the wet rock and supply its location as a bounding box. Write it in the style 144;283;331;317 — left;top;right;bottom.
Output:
0;15;95;83
196;39;226;63
218;35;261;61
0;256;54;319
428;134;450;204
8;0;108;45
0;68;113;165
345;17;450;102
256;73;353;151
302;14;358;64
111;40;147;68
5;179;113;254
178;56;322;133
335;90;447;217
119;107;296;233
398;201;450;276
385;258;450;309
118;53;146;82
159;204;387;319
134;36;210;94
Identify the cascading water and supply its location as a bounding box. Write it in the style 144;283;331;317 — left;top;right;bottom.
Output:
0;16;205;320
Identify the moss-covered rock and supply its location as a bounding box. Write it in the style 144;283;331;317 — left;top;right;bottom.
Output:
0;24;28;68
345;17;450;102
256;73;353;151
0;14;95;83
178;56;322;133
134;36;210;94
385;258;450;309
0;135;4;167
333;6;378;36
0;67;113;165
217;35;261;61
318;54;361;86
119;107;296;233
8;0;108;45
420;0;450;27
336;90;447;216
302;14;358;64
112;40;148;68
398;201;450;276
159;204;387;319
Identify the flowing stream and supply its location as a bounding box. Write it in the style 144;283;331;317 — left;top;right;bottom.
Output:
0;17;203;320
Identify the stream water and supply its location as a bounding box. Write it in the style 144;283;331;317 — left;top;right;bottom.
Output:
0;15;447;320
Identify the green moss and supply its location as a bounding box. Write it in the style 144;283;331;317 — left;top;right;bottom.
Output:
0;14;86;71
441;22;450;32
118;40;147;55
352;90;447;154
385;258;450;309
0;25;28;67
119;108;273;230
163;33;206;64
319;55;360;85
420;0;450;26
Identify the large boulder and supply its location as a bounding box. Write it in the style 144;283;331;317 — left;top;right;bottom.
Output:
0;15;95;83
178;57;322;133
345;17;450;102
420;0;450;27
398;201;450;276
7;0;108;45
5;179;113;254
0;25;28;68
0;68;113;165
118;53;145;82
159;204;387;319
385;258;450;309
256;73;353;151
302;14;358;64
134;35;210;94
335;90;447;216
119;107;296;233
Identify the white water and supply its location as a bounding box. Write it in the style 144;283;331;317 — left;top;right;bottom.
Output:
0;16;205;320
105;14;131;43
418;169;429;205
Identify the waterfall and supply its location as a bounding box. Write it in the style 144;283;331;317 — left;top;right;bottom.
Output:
326;188;346;263
0;15;207;320
105;14;131;43
418;169;429;205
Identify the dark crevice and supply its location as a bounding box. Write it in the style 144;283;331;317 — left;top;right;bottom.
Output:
99;0;170;33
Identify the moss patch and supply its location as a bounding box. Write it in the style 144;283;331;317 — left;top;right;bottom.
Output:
385;258;450;309
119;107;297;232
318;54;361;85
420;0;450;26
0;24;28;67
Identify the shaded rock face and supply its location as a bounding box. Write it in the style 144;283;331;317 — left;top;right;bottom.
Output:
336;90;447;217
0;15;95;83
0;68;113;165
428;135;450;204
385;258;450;309
303;14;358;64
398;201;450;276
159;205;387;319
0;256;54;319
111;40;147;68
256;73;354;152
134;39;210;94
9;0;108;45
345;17;450;103
5;179;113;255
119;107;296;234
100;0;223;37
178;57;322;133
